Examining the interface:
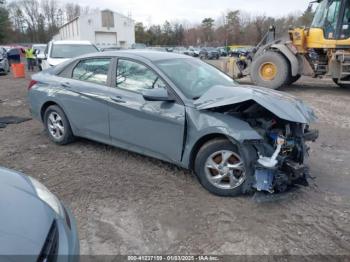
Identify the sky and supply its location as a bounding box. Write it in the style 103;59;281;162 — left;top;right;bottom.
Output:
64;0;310;26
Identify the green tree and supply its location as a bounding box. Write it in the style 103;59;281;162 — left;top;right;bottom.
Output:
0;1;12;43
162;21;173;45
201;17;215;43
299;5;314;26
173;23;184;45
135;22;146;43
226;10;240;44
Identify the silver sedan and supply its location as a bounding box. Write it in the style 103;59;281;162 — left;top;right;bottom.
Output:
28;50;318;196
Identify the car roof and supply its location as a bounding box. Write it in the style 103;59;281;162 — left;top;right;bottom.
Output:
52;40;93;45
84;50;190;62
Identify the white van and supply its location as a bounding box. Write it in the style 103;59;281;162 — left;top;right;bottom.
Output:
41;40;99;70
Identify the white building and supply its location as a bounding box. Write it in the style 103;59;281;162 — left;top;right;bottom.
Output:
54;9;135;49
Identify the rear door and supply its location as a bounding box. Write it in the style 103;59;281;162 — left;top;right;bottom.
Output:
56;57;112;143
106;58;186;162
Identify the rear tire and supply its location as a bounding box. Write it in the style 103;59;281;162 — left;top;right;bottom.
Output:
194;139;255;197
251;51;289;89
44;105;75;145
333;78;350;88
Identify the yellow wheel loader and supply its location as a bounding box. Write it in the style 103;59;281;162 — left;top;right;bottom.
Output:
248;0;350;89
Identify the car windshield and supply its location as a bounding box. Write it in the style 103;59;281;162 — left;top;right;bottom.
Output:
51;44;98;58
156;58;237;99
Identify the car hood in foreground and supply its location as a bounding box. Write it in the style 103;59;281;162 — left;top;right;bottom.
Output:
194;85;317;124
0;167;54;257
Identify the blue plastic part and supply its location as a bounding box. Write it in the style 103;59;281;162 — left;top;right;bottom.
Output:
254;168;275;192
268;132;279;141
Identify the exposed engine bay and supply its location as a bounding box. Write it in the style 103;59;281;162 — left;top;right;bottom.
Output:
213;100;319;194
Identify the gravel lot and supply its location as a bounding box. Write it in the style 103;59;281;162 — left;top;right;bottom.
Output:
0;69;350;256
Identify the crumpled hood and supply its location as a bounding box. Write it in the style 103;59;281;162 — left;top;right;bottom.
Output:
0;167;55;256
194;85;317;124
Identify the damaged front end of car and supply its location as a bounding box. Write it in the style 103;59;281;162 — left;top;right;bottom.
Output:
245;115;318;194
194;85;319;194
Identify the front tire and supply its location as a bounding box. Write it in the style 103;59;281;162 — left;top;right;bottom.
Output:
44;105;75;145
195;139;254;197
251;51;289;89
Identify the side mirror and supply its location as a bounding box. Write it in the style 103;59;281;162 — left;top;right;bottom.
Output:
142;88;174;102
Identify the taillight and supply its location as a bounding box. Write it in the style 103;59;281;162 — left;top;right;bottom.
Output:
28;80;37;90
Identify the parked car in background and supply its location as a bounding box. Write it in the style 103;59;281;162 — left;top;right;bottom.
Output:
131;43;147;49
0;47;10;75
0;45;11;52
165;47;174;52
199;47;220;60
0;166;79;260
41;40;99;70
100;46;123;52
173;47;188;55
217;47;228;57
229;46;254;58
33;44;47;71
28;50;318;197
6;47;22;65
188;47;201;57
148;46;167;52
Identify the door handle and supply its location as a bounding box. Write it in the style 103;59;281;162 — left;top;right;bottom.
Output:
61;82;71;88
110;96;126;103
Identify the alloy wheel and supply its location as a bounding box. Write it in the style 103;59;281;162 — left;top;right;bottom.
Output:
47;112;65;140
204;150;246;190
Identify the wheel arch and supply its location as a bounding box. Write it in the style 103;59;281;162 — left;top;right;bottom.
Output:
41;101;59;121
188;133;238;171
40;101;69;123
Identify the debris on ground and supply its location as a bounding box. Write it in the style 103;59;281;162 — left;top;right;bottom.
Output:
0;116;32;128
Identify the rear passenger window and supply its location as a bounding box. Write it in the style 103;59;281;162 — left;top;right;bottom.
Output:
72;58;111;85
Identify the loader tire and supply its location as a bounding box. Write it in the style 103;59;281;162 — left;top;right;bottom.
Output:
250;51;289;89
286;74;301;85
333;78;350;89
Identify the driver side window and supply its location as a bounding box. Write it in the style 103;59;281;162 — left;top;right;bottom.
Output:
116;59;166;92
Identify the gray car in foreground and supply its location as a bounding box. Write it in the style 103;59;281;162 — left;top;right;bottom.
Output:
28;50;318;196
0;166;79;261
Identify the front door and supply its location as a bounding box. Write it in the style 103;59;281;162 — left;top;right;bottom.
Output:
107;58;186;163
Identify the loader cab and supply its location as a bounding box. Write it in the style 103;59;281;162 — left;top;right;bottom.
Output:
311;0;350;40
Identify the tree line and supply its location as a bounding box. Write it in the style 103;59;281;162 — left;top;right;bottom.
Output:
0;0;314;46
135;7;314;47
0;0;89;44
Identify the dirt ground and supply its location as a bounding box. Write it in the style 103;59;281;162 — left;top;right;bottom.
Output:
0;69;350;257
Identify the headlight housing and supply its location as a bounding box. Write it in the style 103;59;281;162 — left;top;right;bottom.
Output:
28;177;64;217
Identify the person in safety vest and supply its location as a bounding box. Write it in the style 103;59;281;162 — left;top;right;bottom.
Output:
24;46;35;71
